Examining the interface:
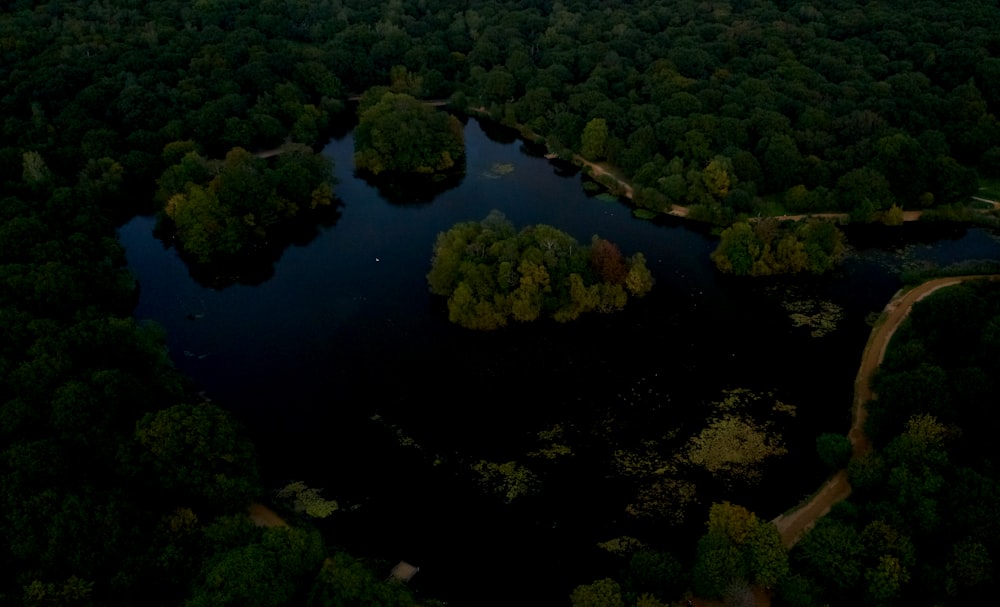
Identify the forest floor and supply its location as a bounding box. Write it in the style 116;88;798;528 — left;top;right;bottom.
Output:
771;275;999;548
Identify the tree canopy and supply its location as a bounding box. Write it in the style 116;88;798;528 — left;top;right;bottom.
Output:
354;91;464;175
427;211;653;329
157;146;335;265
711;219;846;276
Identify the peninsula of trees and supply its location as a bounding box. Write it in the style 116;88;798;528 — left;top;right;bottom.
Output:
427;211;653;329
711;218;846;276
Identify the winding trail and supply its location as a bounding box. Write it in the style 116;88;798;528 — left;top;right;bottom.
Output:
772;275;998;547
575;157;690;217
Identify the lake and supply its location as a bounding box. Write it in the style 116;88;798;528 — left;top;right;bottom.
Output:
118;116;1000;605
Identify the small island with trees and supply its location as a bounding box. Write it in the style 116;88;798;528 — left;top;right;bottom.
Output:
353;90;465;177
427;211;653;329
156;143;336;266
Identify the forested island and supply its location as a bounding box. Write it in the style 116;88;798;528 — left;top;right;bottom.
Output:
2;0;1000;605
156;144;335;264
427;211;653;329
354;90;465;176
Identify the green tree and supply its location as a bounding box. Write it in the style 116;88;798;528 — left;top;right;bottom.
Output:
711;222;758;276
135;402;259;510
581;118;609;160
570;578;625;607
692;503;788;598
816;433;853;472
428;212;651;329
354;91;464;175
309;553;417;607
187;527;324;607
625;253;655;297
792;517;865;596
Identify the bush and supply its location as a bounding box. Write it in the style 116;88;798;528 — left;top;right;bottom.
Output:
815;433;853;472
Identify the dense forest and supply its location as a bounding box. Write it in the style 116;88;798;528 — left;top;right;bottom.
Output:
2;0;1000;605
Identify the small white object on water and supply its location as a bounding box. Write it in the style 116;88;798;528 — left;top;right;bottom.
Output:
375;257;380;262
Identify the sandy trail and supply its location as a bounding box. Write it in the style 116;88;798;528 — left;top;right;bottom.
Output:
248;502;288;528
574;157;692;218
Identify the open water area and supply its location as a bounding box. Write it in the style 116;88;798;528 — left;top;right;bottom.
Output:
118;117;1000;605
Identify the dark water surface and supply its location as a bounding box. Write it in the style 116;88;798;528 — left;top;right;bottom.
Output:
118;118;1000;605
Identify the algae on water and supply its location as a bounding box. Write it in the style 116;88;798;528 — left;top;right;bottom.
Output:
482;162;515;179
471;460;539;503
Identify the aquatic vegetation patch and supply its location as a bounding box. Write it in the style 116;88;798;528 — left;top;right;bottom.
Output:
370;413;424;451
612;442;676;478
276;481;339;518
682;389;792;486
782;298;845;337
527;424;573;460
684;415;787;484
625;477;698;523
606;387;797;524
482;162;515;179
597;536;646;555
471;460;539;503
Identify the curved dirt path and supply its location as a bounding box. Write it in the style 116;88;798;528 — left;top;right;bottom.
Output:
575;157;691;218
772;275;997;547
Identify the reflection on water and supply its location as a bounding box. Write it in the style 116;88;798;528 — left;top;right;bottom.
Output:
118;117;1000;606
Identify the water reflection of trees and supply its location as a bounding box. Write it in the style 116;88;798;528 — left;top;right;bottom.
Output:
354;160;466;205
156;204;342;289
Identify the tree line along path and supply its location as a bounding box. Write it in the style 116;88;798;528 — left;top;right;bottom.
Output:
771;275;1000;548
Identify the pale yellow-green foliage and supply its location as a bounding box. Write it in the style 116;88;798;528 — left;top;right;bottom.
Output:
903;413;949;445
310;182;333;208
625;253;655;297
22;150;51;185
783;298;845;337
635;593;670;607
612;441;676;477
482;162;515;178
276;481;339;519
626;477;698;523
881;204;905;226
772;400;798;417
707;501;757;544
471;460;539;502
528;424;573;460
714;387;758;412
23;576;93;605
164;507;199;534
597;536;646;555
686;415;787;483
